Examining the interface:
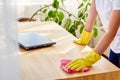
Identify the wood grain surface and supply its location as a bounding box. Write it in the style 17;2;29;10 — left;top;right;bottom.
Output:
18;22;120;80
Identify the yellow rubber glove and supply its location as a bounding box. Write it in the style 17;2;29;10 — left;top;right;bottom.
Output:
73;29;92;45
66;49;101;71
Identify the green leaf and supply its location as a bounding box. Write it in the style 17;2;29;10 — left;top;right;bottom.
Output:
69;25;76;36
74;21;80;29
48;10;57;18
69;14;72;17
71;32;76;36
53;10;58;15
81;15;85;19
64;18;71;29
83;0;87;2
78;11;83;18
45;16;49;21
58;11;64;21
58;21;62;25
93;27;98;37
52;0;59;9
68;25;76;36
88;3;91;6
55;16;59;23
78;3;83;9
79;26;84;33
48;11;53;17
51;10;58;18
52;11;56;18
69;25;75;32
42;9;47;13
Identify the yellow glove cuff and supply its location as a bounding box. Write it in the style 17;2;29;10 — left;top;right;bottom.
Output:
73;29;92;45
85;49;101;66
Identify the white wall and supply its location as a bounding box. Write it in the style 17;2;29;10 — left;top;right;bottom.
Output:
17;0;41;18
17;0;82;18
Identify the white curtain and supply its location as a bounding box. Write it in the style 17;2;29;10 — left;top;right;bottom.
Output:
0;0;19;80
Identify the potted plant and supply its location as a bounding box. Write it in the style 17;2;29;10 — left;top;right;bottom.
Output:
29;0;98;38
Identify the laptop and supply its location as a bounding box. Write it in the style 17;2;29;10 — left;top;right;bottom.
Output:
18;32;56;50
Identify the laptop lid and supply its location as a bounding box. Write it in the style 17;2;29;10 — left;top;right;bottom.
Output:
18;32;56;50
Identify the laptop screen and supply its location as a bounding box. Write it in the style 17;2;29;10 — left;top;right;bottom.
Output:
18;32;56;50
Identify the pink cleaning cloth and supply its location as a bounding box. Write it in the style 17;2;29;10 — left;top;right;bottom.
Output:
60;59;90;74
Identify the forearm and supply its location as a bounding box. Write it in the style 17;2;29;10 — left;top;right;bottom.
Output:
85;0;98;32
94;10;120;55
94;32;116;55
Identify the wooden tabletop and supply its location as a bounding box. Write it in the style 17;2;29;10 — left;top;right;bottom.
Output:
18;21;120;80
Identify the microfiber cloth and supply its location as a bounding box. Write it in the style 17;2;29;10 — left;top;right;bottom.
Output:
60;59;90;74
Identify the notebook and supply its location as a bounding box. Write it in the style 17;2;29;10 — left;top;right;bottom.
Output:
18;32;56;50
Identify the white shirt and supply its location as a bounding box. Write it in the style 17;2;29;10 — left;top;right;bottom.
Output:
95;0;120;53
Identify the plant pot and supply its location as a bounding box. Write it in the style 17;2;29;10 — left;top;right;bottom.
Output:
18;17;36;22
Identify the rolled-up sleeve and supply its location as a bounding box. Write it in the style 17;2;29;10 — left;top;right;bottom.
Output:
113;0;120;10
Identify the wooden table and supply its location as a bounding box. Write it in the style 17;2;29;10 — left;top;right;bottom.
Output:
18;21;120;80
